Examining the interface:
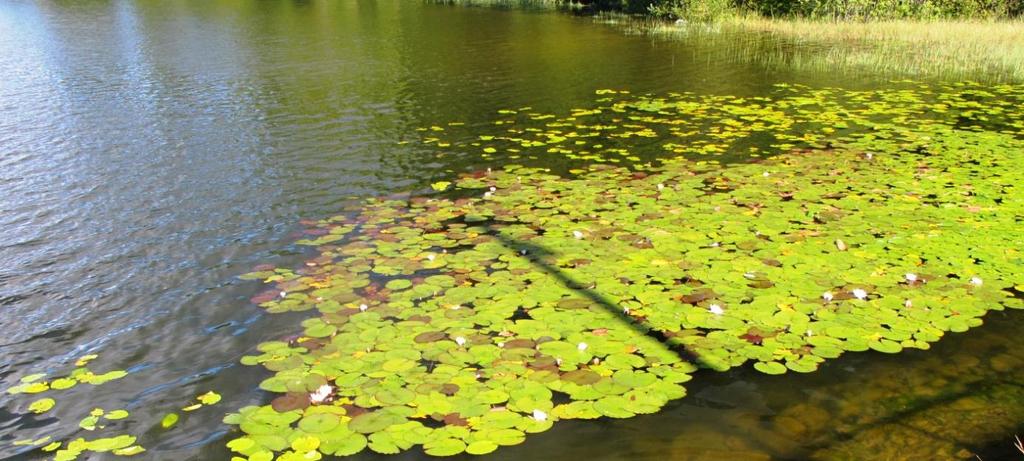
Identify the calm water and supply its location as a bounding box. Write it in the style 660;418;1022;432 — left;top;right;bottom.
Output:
1;1;1021;460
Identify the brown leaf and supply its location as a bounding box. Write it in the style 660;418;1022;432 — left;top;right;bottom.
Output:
562;369;601;385
440;384;460;396
678;289;717;305
271;393;310;412
414;331;446;343
503;339;536;349
443;413;469;426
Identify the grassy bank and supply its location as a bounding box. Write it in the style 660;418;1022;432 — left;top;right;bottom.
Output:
439;0;1023;20
634;16;1024;80
657;0;1022;21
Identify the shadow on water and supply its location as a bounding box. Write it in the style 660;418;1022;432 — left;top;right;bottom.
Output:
474;219;714;370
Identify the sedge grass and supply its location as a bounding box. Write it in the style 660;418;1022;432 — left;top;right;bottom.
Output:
640;16;1024;81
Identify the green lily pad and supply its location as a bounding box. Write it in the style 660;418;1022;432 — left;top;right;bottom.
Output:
229;80;1024;458
298;413;341;433
348;411;404;434
754;361;787;375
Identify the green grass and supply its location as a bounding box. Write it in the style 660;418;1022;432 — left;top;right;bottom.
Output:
630;16;1024;81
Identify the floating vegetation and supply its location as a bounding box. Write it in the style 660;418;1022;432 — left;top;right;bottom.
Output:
3;354;150;460
51;435;145;460
7;354;131;430
228;82;1024;458
183;391;223;412
28;398;57;414
78;408;131;431
161;413;180;429
414;83;1024;168
7;361;128;395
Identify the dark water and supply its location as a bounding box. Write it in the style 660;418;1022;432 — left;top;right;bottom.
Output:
0;1;1020;460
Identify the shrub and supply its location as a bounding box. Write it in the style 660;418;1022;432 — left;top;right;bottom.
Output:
734;0;1022;19
648;0;737;20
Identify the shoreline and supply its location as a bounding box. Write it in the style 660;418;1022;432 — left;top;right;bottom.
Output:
436;0;1024;82
624;16;1024;81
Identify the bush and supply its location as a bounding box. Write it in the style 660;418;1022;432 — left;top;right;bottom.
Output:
648;0;737;20
734;0;1022;19
576;0;1022;18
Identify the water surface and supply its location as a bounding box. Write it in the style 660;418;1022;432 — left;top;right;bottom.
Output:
0;1;1020;459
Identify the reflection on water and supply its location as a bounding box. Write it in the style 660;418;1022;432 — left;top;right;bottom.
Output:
0;0;1020;459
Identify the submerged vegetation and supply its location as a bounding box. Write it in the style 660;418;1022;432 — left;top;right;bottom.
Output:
228;82;1024;458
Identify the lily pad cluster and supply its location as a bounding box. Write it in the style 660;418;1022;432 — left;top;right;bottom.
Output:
5;354;145;459
231;82;1024;458
416;83;1024;167
8;356;127;396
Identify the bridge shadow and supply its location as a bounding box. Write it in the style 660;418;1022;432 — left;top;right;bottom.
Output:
478;221;709;369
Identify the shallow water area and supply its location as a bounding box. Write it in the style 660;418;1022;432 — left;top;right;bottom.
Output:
1;1;1022;460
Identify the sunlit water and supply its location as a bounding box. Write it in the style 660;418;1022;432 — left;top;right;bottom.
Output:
0;1;1021;460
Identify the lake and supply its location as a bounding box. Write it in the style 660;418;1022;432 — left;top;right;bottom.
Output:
1;1;1022;460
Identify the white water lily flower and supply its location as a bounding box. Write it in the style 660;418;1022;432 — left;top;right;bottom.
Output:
822;292;834;302
905;273;918;282
451;304;462;310
852;289;868;300
573;230;584;240
970;276;983;286
455;336;466;346
709;304;725;315
309;384;333;404
657;183;665;191
426;254;436;261
763;171;771;177
577;342;588;351
279;291;287;298
490;186;497;192
904;299;913;308
865;152;874;160
806;330;813;337
483;192;492;199
623;307;630;315
710;242;720;247
532;409;548;422
555;358;562;366
358;303;368;312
